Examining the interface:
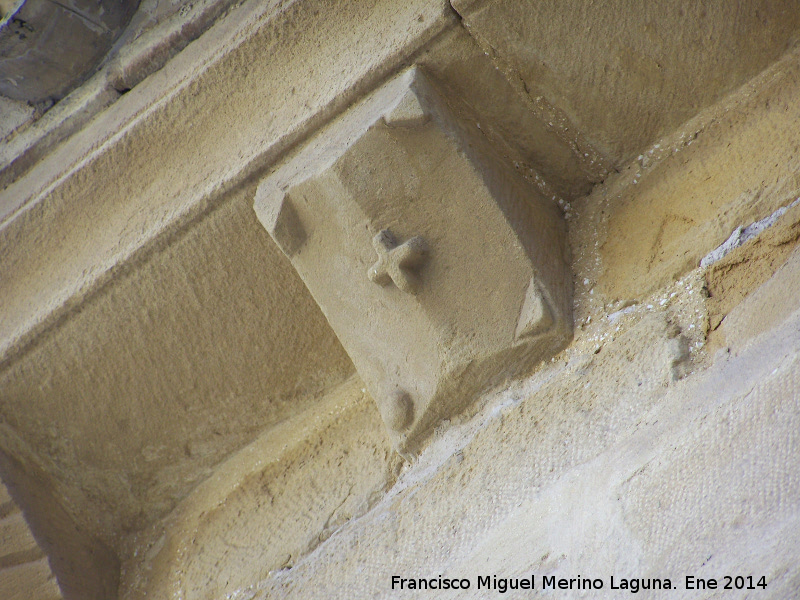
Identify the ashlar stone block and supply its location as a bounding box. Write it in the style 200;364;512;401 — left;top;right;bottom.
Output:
255;67;572;454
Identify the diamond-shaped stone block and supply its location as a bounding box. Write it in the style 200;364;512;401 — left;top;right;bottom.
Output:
255;67;572;454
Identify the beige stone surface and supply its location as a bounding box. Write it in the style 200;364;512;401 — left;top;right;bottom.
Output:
571;46;800;307
0;480;62;600
453;0;800;164
228;255;800;600
0;0;455;362
0;451;118;599
411;26;609;200
119;376;401;600
718;244;800;356
0;96;33;141
0;559;62;600
0;510;41;555
0;0;244;184
0;74;121;191
0;183;352;553
256;67;571;453
0;479;10;505
2;2;800;599
705;201;800;332
0;2;456;594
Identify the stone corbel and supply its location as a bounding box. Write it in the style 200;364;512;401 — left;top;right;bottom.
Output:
255;67;572;455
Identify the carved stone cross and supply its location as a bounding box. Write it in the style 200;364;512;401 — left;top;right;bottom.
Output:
367;229;428;295
254;67;571;454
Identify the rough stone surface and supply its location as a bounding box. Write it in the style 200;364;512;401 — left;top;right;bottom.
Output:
0;479;61;600
0;183;354;557
571;45;800;307
0;559;62;600
0;477;64;600
705;201;800;332
255;67;571;453
453;0;800;164
0;96;32;141
0;0;242;187
228;262;800;600
119;377;401;600
0;0;456;366
1;2;799;599
716;244;800;356
0;0;139;103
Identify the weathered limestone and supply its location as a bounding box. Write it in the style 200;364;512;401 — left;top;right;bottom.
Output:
0;0;242;187
119;376;400;600
0;95;32;140
255;68;571;452
240;261;800;598
452;0;800;164
1;3;462;595
571;45;800;306
1;1;800;599
0;480;61;600
0;183;354;556
0;0;139;103
706;205;800;352
0;452;115;599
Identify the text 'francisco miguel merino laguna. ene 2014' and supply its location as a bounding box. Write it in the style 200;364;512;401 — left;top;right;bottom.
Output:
390;574;677;593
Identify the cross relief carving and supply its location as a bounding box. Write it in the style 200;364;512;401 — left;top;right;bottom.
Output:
254;67;571;454
367;229;428;295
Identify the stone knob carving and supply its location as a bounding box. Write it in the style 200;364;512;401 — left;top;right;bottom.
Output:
384;390;414;431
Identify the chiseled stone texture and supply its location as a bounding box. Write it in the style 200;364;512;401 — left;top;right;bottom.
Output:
567;45;800;310
0;0;138;103
0;480;62;600
256;67;571;453
0;184;354;553
0;96;33;141
453;0;800;164
0;1;456;595
119;377;401;600
242;273;800;599
1;2;799;599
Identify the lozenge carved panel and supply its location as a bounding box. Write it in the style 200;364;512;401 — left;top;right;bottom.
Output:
255;67;572;454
